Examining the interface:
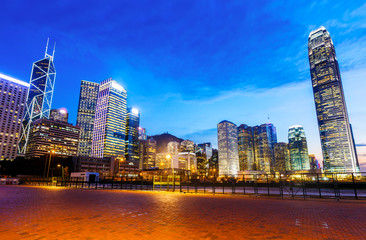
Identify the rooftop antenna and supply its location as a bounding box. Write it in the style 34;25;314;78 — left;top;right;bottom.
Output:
267;114;270;124
52;42;56;59
45;38;49;57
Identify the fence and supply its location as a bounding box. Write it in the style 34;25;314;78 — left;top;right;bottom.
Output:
21;172;366;200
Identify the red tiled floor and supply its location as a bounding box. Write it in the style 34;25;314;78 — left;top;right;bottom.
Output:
0;185;365;239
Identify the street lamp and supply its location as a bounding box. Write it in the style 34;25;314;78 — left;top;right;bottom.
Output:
46;150;55;178
57;164;64;181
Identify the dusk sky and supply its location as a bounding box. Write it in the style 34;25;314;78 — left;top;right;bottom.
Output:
1;1;366;169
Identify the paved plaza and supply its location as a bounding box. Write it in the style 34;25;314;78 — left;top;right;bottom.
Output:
0;186;365;239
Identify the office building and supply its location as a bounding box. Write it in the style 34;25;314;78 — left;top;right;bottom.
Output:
139;138;157;170
308;26;359;172
125;107;140;166
167;141;180;155
138;127;147;140
237;124;255;171
76;80;100;157
217;120;239;176
180;140;195;153
273;142;290;172
288;125;310;171
237;123;277;173
19;41;56;154
91;78;127;158
0;74;29;160
50;108;68;123
197;142;212;159
26;118;80;158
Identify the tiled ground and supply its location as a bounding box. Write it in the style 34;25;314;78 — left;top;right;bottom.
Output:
0;186;365;239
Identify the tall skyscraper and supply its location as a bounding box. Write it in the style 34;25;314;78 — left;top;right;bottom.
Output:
308;27;359;172
19;41;56;154
288;125;310;171
217;120;239;176
125;107;140;166
91;78;127;158
253;124;277;173
0;74;29;160
273;142;290;172
76;80;100;157
50;108;68;123
237;124;255;171
237;123;277;173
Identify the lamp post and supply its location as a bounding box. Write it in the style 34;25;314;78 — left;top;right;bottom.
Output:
57;164;64;181
46;150;55;178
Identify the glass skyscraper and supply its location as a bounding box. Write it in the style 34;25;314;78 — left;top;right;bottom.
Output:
308;26;359;172
217;120;239;176
125;107;140;166
76;80;99;157
19;42;56;154
0;74;29;160
237;123;277;173
273;142;290;172
288;125;310;171
91;78;127;158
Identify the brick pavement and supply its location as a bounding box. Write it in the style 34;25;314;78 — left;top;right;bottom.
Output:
0;185;365;239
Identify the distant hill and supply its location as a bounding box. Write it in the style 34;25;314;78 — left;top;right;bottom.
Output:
149;133;184;153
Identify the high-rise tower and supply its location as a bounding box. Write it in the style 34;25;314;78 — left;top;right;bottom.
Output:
18;40;56;154
91;78;127;158
217;120;239;176
288;125;310;171
0;74;29;160
76;80;100;157
308;27;359;172
125;107;140;165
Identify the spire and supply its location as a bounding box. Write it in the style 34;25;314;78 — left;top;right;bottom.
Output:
45;38;49;57
267;114;270;123
52;42;56;58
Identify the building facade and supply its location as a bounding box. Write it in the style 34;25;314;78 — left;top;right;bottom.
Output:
197;142;212;159
237;123;277;173
50;108;68;123
26;118;80;158
91;78;127;158
76;80;100;157
0;74;29;160
19;43;56;154
273;142;290;172
125;107;140;166
237;124;255;171
288;125;310;171
308;26;359;172
139;138;157;170
217;120;239;176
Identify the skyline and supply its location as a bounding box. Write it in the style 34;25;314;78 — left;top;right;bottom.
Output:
1;1;366;170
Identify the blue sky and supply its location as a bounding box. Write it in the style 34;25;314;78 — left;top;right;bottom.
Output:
1;1;366;169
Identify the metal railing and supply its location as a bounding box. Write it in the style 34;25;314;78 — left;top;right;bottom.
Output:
20;172;366;200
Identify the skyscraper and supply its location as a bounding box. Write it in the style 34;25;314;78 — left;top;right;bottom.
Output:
237;124;255;171
273;142;290;172
76;80;100;157
125;107;140;166
217;120;239;176
0;74;29;160
252;124;277;173
288;125;310;171
50;108;68;123
19;41;56;154
139;138;157;170
91;78;127;158
308;27;359;172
